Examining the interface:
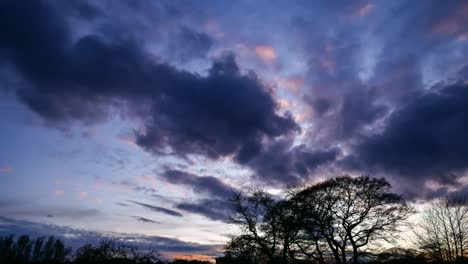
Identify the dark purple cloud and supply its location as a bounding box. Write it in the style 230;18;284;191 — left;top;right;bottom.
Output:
0;0;298;166
176;198;231;222
159;170;235;221
128;200;183;217
337;89;388;139
161;170;235;198
132;216;161;224
347;79;468;189
169;27;214;62
246;138;341;185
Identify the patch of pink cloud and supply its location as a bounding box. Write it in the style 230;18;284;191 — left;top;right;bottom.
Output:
457;33;468;41
135;175;159;190
204;19;225;39
431;2;468;37
0;165;12;173
353;3;374;17
433;18;460;35
118;133;139;148
320;58;337;72
79;191;88;199
255;45;277;62
54;190;65;196
277;75;304;91
204;19;218;32
277;98;291;110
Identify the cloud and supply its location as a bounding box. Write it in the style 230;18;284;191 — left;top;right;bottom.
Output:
0;166;12;173
176;198;231;222
128;200;183;217
337;89;388;139
246;138;341;185
78;191;88;199
0;0;298;166
169;27;214;62
135;54;299;163
347;78;468;191
132;216;161;224
0;201;101;220
305;97;332;116
161;170;235;198
255;45;277;62
351;3;374;18
159;170;235;221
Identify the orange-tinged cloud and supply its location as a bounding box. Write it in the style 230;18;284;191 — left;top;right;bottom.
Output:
277;75;304;91
54;190;64;196
79;191;88;198
277;99;291;110
255;45;277;62
167;253;214;262
204;19;225;39
294;111;309;122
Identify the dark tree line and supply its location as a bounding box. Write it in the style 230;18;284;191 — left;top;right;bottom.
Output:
224;175;468;264
0;235;71;264
0;235;210;264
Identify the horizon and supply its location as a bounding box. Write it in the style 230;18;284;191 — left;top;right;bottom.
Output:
1;0;468;261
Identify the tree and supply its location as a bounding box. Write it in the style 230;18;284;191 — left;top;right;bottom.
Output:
224;234;263;264
227;176;412;264
0;235;70;264
292;176;412;264
229;190;303;264
414;197;468;263
74;238;161;264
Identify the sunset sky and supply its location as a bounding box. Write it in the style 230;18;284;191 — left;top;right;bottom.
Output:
1;0;468;260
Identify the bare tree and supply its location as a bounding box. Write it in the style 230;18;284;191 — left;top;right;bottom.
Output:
294;176;412;264
74;238;160;263
229;190;303;264
415;197;468;263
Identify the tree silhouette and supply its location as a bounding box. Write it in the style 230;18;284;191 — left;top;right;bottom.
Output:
227;176;412;264
229;189;304;264
414;197;468;263
0;235;71;264
74;238;161;264
294;176;412;264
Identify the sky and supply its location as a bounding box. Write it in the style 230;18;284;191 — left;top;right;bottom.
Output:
1;0;468;260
